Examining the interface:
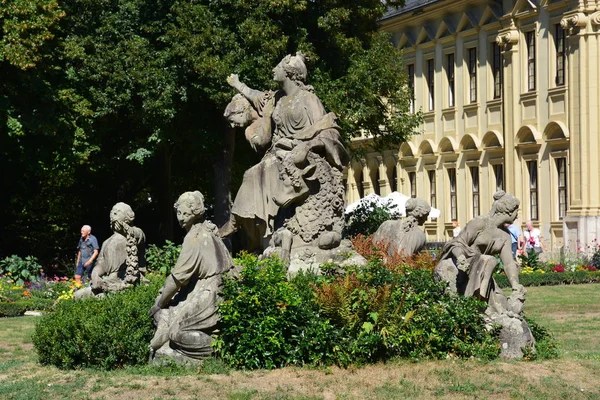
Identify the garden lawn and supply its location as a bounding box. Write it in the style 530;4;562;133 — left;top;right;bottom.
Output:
0;285;598;400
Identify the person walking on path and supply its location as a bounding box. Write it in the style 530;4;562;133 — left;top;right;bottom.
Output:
75;225;99;284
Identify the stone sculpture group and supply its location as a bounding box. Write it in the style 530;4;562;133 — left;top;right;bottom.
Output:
74;54;534;364
221;52;362;275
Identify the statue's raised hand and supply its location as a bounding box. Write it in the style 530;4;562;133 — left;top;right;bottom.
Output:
227;74;241;89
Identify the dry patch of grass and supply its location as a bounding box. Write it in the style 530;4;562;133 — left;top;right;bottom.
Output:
1;284;599;399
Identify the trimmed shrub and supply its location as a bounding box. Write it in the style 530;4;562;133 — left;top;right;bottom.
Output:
145;241;181;275
0;298;54;317
33;275;164;369
213;254;343;369
215;254;499;370
495;270;600;287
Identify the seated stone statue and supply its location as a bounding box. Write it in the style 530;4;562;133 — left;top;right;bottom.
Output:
372;197;431;256
148;191;232;364
434;191;523;300
220;52;349;256
434;191;533;359
74;202;146;300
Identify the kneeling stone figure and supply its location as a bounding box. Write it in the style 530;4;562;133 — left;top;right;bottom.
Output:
149;191;232;364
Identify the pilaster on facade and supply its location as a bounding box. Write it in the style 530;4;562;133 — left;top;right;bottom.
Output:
561;6;600;248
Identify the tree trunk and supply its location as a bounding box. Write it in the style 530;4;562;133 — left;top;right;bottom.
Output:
214;125;235;228
158;144;174;242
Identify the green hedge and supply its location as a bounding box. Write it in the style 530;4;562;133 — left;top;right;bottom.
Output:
0;298;54;317
33;276;164;370
214;254;499;370
495;271;600;288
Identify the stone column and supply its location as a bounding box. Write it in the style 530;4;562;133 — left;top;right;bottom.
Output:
393;154;401;192
377;155;391;196
561;11;600;248
496;21;519;195
361;158;373;196
346;165;357;205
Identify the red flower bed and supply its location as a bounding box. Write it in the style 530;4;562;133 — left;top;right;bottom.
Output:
552;264;565;273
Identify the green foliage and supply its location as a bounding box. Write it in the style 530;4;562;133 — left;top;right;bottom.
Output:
494;270;600;287
27;278;74;301
344;198;399;238
213;253;342;370
33;275;164;370
518;250;541;270
588;247;600;270
1;0;420;267
145;241;181;275
0;0;65;69
0;255;43;286
313;260;499;362
522;316;559;360
0;298;54;317
216;254;499;370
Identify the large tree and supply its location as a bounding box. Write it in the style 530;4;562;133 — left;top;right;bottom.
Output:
0;0;420;266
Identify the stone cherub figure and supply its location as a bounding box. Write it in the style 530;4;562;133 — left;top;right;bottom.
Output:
74;202;146;300
372;197;431;256
148;191;232;364
434;191;533;359
220;52;350;257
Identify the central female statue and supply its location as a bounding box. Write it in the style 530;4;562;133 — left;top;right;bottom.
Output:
222;52;349;252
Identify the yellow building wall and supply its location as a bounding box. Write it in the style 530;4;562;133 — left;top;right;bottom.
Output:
346;0;600;250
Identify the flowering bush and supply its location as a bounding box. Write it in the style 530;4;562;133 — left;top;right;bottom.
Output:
0;255;43;286
0;275;55;316
578;265;597;272
552;264;565;273
0;273;83;316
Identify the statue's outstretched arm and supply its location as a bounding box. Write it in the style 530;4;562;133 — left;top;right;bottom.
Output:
227;74;264;104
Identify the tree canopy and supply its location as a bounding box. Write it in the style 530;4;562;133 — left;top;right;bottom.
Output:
0;0;421;269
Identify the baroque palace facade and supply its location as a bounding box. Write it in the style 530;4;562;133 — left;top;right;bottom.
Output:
345;0;600;249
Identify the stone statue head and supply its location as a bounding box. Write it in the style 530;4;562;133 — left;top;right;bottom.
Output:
110;202;135;231
224;94;255;128
174;191;205;230
490;191;520;226
405;197;431;226
278;52;307;83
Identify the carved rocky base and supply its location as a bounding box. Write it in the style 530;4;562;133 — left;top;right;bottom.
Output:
149;343;207;367
286;239;367;276
485;286;535;360
74;286;113;300
434;262;536;360
73;279;139;300
486;310;536;360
